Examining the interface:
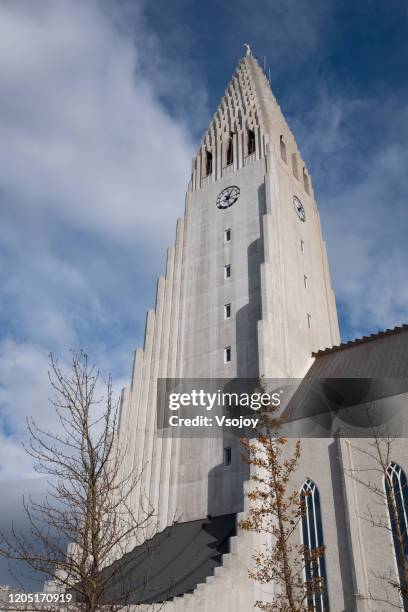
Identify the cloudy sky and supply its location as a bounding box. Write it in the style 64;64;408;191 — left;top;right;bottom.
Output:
0;0;407;585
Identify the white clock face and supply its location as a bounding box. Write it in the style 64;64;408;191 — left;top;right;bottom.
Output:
216;186;240;209
293;195;306;222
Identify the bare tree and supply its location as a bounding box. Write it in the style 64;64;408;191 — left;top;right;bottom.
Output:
240;412;326;612
347;418;408;610
0;351;161;612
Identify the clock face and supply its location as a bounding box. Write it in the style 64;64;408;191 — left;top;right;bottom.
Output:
216;186;240;209
293;195;306;222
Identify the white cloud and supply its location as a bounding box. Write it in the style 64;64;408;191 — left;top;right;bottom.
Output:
0;341;50;479
292;90;408;338
325;143;408;333
0;0;202;483
0;0;196;248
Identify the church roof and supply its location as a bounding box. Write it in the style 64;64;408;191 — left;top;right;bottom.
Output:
313;323;408;357
309;323;408;378
280;324;408;431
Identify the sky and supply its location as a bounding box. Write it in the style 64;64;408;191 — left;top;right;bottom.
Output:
0;0;407;586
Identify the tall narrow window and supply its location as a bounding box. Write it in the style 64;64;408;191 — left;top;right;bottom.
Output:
280;135;287;163
304;274;308;289
307;313;312;329
225;228;231;243
226;133;234;166
301;239;305;253
303;167;310;194
247;129;256;155
224;303;231;319
300;479;329;611
205;149;213;176
224;447;232;466
224;264;231;279
224;346;231;363
385;462;408;610
292;153;299;179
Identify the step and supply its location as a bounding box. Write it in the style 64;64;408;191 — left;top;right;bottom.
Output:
214;565;224;577
229;535;238;554
196;582;207;591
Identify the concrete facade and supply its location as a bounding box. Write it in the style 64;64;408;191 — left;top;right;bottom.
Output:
115;54;408;611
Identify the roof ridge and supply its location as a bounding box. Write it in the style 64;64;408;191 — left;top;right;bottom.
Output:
312;323;408;357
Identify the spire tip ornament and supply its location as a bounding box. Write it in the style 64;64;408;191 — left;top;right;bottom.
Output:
244;43;252;57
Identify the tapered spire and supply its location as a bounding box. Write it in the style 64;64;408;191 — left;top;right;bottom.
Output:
189;51;313;199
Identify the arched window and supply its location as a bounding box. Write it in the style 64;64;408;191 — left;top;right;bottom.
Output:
385;462;408;610
300;479;329;611
247;129;256;155
226;133;234;166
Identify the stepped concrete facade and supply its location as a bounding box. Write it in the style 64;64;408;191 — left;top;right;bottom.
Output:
115;52;408;611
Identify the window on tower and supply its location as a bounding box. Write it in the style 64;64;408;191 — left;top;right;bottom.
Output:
280;135;287;163
247;129;256;155
226;133;234;166
224;447;232;466
300;479;330;611
307;313;312;329
224;264;231;279
224;303;231;319
224;228;231;243
304;275;308;289
205;149;213;176
224;346;232;363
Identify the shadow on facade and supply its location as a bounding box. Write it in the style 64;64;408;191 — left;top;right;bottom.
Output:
328;439;356;611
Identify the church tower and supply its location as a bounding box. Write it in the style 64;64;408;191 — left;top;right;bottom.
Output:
185;52;339;383
112;50;408;612
117;50;340;539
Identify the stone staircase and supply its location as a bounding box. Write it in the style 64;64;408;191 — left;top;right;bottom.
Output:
132;482;273;611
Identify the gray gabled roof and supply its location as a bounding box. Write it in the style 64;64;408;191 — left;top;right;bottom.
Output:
310;324;408;378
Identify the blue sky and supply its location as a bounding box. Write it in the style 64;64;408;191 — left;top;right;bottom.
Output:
0;0;408;483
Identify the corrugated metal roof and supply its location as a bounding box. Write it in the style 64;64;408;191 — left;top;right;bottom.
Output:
313;324;408;356
309;324;408;378
277;325;408;433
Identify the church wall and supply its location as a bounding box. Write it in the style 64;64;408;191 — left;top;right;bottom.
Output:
340;437;408;610
294;437;352;611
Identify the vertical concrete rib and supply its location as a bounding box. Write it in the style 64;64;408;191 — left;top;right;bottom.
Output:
159;218;184;527
131;309;155;531
126;348;145;520
137;276;166;531
167;213;188;524
149;245;175;526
